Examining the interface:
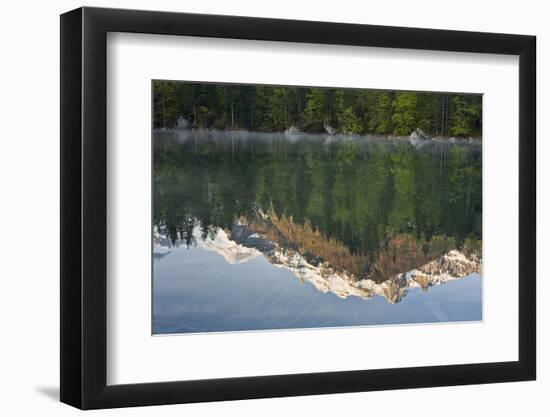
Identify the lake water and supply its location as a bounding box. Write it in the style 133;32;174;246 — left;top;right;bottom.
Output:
153;130;482;334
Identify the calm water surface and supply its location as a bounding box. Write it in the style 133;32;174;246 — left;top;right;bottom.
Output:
153;130;482;334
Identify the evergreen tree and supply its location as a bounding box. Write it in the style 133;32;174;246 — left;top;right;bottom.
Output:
267;88;289;131
338;107;362;134
450;95;482;137
302;88;327;132
392;92;418;135
368;92;394;134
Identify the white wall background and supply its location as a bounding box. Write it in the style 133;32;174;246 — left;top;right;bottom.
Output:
0;0;545;415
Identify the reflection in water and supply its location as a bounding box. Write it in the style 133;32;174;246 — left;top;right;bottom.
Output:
153;130;482;333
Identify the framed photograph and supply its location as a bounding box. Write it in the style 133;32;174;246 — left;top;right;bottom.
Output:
60;6;536;409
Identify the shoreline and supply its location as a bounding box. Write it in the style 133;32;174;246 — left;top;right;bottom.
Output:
154;128;482;144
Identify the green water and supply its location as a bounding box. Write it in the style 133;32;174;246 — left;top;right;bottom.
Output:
153;130;481;282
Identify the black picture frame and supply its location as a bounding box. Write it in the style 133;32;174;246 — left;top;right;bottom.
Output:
60;6;536;410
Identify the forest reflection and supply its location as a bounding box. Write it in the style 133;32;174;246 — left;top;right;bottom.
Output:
153;130;482;284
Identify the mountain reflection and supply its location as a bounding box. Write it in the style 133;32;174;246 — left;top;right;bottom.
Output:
153;130;482;303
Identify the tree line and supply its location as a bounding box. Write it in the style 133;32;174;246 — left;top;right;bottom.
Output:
153;81;482;138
